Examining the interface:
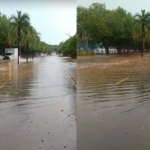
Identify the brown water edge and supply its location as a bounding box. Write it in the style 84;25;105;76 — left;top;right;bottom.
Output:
63;57;76;78
77;53;150;150
62;57;76;62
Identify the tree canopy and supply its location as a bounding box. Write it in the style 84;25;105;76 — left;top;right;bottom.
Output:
133;9;150;57
57;34;77;58
0;11;52;57
77;3;149;54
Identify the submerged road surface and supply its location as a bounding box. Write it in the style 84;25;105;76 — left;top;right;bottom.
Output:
0;56;76;150
78;54;150;150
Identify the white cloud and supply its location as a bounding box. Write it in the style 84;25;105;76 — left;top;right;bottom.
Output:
77;0;150;14
0;0;76;45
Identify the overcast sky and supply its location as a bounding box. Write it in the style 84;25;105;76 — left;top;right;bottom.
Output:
77;0;150;15
0;0;76;45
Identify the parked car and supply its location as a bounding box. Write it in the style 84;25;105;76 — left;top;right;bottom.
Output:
2;53;17;61
2;55;10;60
41;53;47;57
41;53;45;57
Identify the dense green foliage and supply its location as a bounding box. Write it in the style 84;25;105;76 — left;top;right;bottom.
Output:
133;10;150;57
77;3;150;55
0;11;51;60
51;45;59;52
58;35;77;58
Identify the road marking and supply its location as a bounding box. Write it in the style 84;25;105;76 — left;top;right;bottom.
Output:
116;77;129;85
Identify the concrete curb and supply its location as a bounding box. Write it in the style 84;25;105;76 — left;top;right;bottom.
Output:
68;72;77;89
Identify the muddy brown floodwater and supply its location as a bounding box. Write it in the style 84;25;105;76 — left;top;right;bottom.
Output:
0;56;76;150
77;53;150;150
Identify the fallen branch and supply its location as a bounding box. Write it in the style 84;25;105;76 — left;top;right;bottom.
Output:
115;77;129;85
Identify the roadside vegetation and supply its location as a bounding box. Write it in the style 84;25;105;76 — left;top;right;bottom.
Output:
57;34;77;58
77;3;150;57
0;11;51;63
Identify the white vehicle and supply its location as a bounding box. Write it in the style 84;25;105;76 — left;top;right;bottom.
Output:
41;53;45;57
52;52;56;56
3;48;18;61
41;53;47;57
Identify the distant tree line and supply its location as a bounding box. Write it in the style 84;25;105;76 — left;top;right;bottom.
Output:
57;34;77;58
77;3;150;57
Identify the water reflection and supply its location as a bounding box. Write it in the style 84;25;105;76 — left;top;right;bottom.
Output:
0;56;76;150
0;61;34;103
78;54;150;150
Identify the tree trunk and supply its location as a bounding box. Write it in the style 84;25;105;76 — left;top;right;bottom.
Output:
104;45;109;54
25;43;27;62
143;38;145;55
32;53;34;60
26;41;28;62
117;47;121;54
142;24;145;57
17;27;20;64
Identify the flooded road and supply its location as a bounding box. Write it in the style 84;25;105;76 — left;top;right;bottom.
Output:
77;54;150;150
0;56;76;150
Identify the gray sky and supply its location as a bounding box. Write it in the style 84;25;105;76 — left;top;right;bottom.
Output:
77;0;150;15
0;0;76;45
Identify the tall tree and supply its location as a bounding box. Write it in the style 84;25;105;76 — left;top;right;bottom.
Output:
58;34;77;58
9;10;30;63
0;13;9;54
133;9;150;57
22;26;40;62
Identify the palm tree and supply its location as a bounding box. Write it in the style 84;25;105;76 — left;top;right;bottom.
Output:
21;27;30;62
30;29;41;60
21;26;40;62
133;9;150;57
9;10;30;63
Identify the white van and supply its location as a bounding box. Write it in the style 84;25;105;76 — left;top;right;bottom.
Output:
3;48;18;61
41;53;46;57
